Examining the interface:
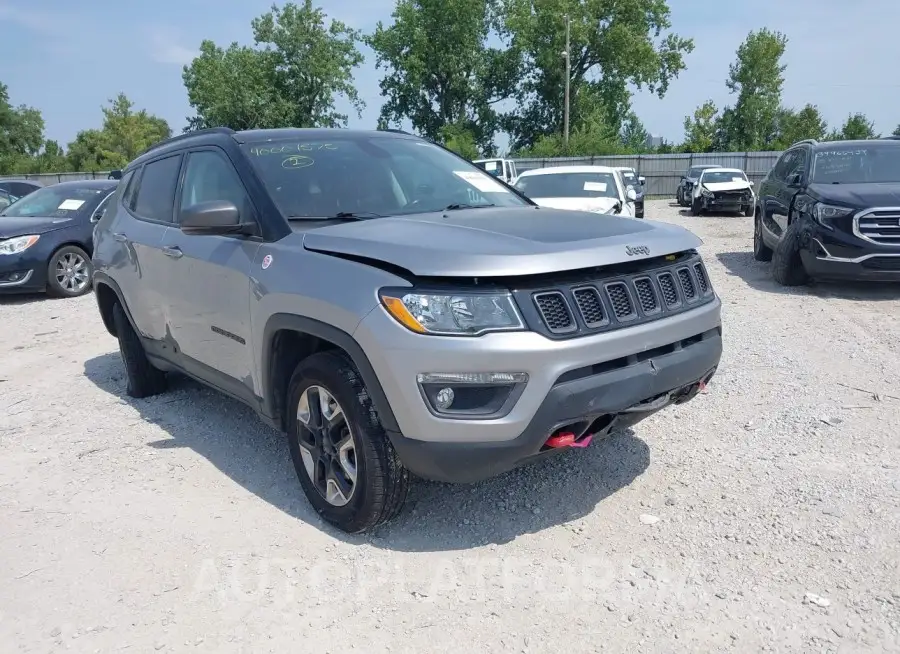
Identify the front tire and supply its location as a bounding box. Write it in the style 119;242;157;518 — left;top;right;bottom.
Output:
691;197;703;216
46;245;93;298
286;351;409;533
753;212;773;262
771;222;809;286
112;303;168;398
743;204;754;217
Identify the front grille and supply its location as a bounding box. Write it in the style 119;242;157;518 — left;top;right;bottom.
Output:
534;292;575;333
677;267;696;300
657;272;680;307
605;282;636;320
712;190;749;202
861;256;900;271
518;254;715;339
693;263;710;295
633;277;660;314
572;287;607;327
855;208;900;245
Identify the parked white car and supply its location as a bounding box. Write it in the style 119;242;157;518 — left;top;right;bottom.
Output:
512;165;639;217
690;167;755;217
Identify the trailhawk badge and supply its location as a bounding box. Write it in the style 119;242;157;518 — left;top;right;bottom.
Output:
261;254;273;269
625;245;650;256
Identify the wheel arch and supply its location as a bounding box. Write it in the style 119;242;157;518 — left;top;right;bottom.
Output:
91;272;139;339
261;314;400;436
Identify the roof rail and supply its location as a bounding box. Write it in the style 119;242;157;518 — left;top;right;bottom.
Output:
134;126;236;160
791;138;818;147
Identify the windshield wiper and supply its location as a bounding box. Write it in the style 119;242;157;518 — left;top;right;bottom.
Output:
288;211;383;221
442;203;496;211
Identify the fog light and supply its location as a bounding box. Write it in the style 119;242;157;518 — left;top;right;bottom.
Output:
416;372;528;418
434;387;455;410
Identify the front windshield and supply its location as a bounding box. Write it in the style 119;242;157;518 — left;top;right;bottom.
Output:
811;145;900;184
701;171;747;184
514;172;619;199
0;185;105;218
241;137;528;219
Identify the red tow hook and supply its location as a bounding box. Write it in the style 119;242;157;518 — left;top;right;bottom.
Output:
545;432;594;449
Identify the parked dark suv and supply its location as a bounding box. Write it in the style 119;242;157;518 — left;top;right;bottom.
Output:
754;138;900;286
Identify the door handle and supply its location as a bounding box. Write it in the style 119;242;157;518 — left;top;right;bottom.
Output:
162;245;183;259
112;232;127;242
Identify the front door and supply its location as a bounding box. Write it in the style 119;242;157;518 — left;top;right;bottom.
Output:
161;148;261;399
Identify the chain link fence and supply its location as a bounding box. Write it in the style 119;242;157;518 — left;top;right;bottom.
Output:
1;151;782;199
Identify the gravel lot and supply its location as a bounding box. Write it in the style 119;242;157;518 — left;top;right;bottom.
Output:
2;199;899;653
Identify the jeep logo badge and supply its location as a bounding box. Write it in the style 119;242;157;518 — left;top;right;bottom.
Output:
625;245;650;256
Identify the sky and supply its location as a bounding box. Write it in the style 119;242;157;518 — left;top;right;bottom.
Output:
1;0;897;154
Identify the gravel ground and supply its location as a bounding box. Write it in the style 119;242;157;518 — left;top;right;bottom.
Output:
1;199;899;653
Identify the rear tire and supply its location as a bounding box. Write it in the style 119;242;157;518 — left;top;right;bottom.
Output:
771;222;809;286
753;212;773;262
112;303;168;398
286;350;409;533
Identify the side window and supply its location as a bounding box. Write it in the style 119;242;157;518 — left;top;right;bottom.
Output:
791;148;808;180
121;169;138;210
179;150;254;222
132;154;183;223
772;151;796;181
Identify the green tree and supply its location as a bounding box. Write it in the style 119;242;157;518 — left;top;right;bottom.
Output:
721;28;788;150
367;0;516;153
0;82;45;174
892;124;900;137
773;104;828;149
183;1;364;131
516;105;624;157
500;0;693;150
681;100;719;153
620;112;650;152
829;113;878;140
66;94;171;171
439;122;481;160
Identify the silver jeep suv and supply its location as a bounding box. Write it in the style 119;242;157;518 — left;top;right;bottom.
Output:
91;127;722;533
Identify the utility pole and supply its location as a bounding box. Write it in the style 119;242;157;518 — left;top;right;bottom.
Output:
563;13;570;148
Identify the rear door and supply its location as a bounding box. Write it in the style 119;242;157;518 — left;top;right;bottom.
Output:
101;155;183;342
161;147;261;398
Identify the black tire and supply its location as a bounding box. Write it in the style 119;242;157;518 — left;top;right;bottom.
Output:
771;222;809;286
675;188;682;206
691;197;703;216
46;245;93;298
743;204;754;217
112;302;168;398
753;212;773;262
286;350;409;533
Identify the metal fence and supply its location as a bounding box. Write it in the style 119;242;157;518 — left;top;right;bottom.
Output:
511;151;782;198
1;150;783;198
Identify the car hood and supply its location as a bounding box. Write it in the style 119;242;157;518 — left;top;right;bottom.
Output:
0;215;74;239
808;182;900;207
301;206;702;277
702;180;752;192
531;196;620;214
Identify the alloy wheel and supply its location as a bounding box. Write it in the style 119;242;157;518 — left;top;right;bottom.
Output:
296;385;357;506
55;252;89;294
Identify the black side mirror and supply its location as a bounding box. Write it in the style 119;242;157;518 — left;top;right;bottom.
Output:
91;209;105;223
108;170;123;180
788;172;803;187
613;201;623;214
180;200;256;236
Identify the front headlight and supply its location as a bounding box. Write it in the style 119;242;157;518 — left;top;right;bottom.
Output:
0;234;40;255
700;186;713;197
812;203;853;230
380;290;525;336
